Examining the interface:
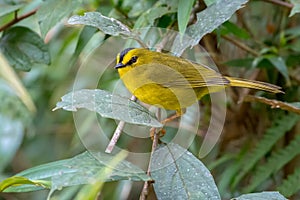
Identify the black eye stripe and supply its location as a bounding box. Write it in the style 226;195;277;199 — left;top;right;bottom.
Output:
119;48;134;63
126;56;138;66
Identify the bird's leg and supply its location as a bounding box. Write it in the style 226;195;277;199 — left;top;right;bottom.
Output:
150;128;166;140
161;109;185;124
150;109;186;139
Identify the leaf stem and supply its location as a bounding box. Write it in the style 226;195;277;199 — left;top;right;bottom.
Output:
263;0;293;9
105;95;137;153
0;8;38;32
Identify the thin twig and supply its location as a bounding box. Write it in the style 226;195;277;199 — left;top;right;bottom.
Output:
0;8;38;32
105;95;137;153
263;0;293;9
140;109;161;200
222;35;260;57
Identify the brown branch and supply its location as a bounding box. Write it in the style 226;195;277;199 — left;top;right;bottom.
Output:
0;8;38;32
140;109;161;200
263;0;293;9
244;95;300;114
222;35;260;57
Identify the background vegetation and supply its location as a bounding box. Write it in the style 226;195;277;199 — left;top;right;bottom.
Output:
0;0;300;199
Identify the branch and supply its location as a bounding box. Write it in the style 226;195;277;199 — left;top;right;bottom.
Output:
263;0;293;9
222;35;260;57
244;95;300;114
0;9;38;32
105;95;137;153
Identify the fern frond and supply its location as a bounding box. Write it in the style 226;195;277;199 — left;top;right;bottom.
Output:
278;167;300;197
244;134;300;192
217;159;242;196
232;112;300;188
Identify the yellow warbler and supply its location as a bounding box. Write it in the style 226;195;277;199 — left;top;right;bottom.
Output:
115;48;282;114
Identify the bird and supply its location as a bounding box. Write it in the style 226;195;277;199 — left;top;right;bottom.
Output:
115;48;283;119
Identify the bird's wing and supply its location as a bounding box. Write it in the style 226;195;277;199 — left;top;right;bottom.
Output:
151;58;229;88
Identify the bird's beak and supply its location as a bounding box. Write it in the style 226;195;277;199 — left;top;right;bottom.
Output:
114;63;125;69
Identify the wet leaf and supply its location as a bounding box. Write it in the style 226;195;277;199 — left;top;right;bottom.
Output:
172;0;249;54
231;191;287;200
68;12;131;37
151;143;220;200
2;151;151;192
54;89;162;127
73;151;128;200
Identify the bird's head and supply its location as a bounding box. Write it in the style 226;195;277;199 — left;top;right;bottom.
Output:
115;48;153;76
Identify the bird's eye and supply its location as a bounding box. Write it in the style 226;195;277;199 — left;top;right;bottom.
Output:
131;56;137;63
125;56;138;67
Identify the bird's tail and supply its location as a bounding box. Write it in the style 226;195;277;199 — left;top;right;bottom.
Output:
225;76;284;94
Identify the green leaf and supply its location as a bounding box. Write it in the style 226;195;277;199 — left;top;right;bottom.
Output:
159;0;179;8
232;191;287;200
37;0;82;37
74;151;128;200
178;0;195;35
151;143;221;200
225;58;254;68
289;0;300;17
68;12;131;37
0;176;50;192
54;89;162;127
204;0;216;7
0;26;50;71
172;0;249;54
278;167;300;197
285;26;300;41
126;0;156;18
133;4;176;28
221;21;250;39
73;26;99;59
265;56;291;85
0;4;23;17
2;151;151;192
